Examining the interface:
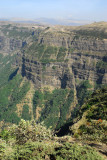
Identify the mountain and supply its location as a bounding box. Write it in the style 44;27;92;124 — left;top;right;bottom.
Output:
0;21;107;160
0;21;107;128
0;17;92;26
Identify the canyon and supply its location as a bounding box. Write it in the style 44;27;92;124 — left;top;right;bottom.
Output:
0;21;107;130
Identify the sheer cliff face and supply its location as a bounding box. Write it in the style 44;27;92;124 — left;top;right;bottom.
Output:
21;53;107;90
20;23;107;89
38;33;107;54
0;35;23;54
0;22;107;89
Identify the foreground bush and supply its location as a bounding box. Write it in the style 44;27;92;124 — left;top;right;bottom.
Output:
8;119;52;144
0;120;105;160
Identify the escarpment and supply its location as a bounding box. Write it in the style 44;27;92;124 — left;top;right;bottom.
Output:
0;35;23;54
38;33;107;54
20;52;107;91
0;21;107;131
0;22;107;89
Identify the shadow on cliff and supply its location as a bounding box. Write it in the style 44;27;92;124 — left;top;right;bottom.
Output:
8;68;19;81
55;120;73;137
60;74;68;89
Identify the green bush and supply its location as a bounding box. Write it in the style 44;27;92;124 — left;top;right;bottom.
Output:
8;119;52;145
0;120;105;160
55;142;104;160
21;105;31;120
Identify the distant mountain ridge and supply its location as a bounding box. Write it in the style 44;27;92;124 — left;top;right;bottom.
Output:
0;17;92;26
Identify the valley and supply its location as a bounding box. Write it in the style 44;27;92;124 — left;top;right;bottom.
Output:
0;21;107;160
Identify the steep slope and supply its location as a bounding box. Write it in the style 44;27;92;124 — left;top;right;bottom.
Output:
70;86;107;143
0;21;107;130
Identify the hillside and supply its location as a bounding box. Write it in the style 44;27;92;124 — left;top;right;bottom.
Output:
0;21;107;159
70;86;107;143
0;21;107;129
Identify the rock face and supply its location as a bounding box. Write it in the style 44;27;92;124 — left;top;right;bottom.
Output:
20;53;107;90
0;22;107;89
0;35;23;54
21;55;75;89
38;34;107;54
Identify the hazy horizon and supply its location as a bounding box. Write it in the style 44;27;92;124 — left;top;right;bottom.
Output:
0;0;107;25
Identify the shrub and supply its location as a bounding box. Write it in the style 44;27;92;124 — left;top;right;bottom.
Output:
8;119;52;145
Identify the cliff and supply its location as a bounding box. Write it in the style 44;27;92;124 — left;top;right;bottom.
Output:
0;21;107;129
16;22;107;89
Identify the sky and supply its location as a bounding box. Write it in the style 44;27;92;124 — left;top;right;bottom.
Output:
0;0;107;22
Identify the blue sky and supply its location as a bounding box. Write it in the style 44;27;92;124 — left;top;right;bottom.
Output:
0;0;107;22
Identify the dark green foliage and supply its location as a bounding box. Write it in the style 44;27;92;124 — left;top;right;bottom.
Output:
39;89;69;128
10;81;30;104
57;47;67;61
85;86;107;120
8;68;19;80
68;48;75;53
55;142;103;160
96;60;107;70
21;105;31;120
76;80;92;106
42;46;57;59
1;25;32;39
34;88;74;129
0;54;16;87
73;86;107;142
52;66;56;70
26;43;46;58
40;59;51;64
76;29;107;39
33;90;44;118
56;89;74;129
0;74;30;124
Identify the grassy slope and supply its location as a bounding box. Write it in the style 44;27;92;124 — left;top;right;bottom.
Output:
70;86;107;143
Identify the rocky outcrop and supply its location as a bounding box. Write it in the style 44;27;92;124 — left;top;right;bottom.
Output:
0;35;23;54
0;22;107;89
21;55;75;89
20;52;107;90
38;33;107;54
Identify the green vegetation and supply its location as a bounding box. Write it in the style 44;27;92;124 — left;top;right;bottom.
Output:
52;65;56;70
76;29;107;39
0;74;30;124
76;80;92;106
71;86;107;143
21;105;31;120
96;60;107;70
68;48;75;53
33;88;74;129
25;43;68;63
85;87;107;120
25;43;58;62
42;46;57;59
1;25;32;40
0;119;105;160
0;54;16;87
57;47;67;61
25;43;46;58
33;90;44;118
